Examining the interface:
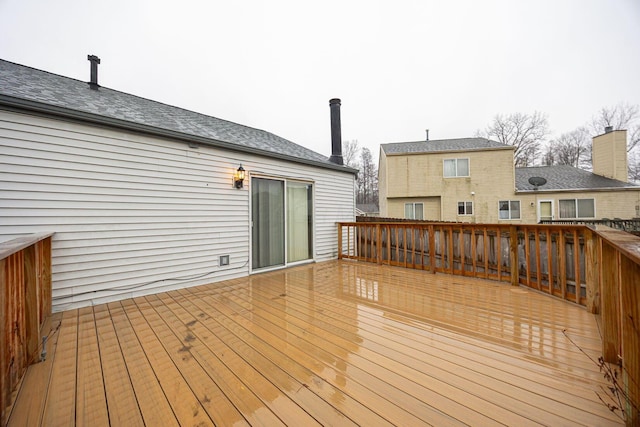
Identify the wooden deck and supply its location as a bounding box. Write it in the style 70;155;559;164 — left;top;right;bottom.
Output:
6;260;622;426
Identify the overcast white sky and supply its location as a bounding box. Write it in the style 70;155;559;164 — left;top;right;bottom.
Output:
1;0;639;162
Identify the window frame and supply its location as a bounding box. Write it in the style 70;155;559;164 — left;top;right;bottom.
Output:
404;202;424;220
558;198;596;219
498;200;521;220
443;158;470;178
457;201;473;216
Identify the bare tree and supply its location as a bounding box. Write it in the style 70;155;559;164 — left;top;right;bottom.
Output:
541;143;555;166
589;103;640;152
551;127;592;169
483;112;549;167
356;147;378;205
343;139;360;168
629;152;640;183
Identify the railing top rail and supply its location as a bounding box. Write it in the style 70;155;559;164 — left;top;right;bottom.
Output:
339;221;589;230
592;225;640;265
0;232;55;260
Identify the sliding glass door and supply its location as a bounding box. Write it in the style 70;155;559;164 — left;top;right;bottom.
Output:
251;177;313;270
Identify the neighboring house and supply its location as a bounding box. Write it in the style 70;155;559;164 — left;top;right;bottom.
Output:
379;131;640;223
0;58;357;311
356;203;379;217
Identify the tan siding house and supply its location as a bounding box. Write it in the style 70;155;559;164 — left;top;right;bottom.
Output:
379;132;640;223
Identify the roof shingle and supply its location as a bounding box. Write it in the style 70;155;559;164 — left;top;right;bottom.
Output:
381;138;511;154
0;59;350;171
515;165;638;191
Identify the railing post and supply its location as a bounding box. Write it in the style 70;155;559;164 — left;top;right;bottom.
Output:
428;225;436;274
0;257;6;427
337;223;343;260
509;226;519;286
24;245;40;361
600;240;620;364
620;255;640;426
584;229;599;314
376;224;382;265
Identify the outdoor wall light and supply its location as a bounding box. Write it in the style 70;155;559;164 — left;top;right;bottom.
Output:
234;164;245;189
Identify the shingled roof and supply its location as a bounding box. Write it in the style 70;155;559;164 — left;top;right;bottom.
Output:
381;137;511;154
0;59;354;173
516;165;638;192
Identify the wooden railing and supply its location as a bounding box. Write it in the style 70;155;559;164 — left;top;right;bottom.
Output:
338;222;590;306
595;226;640;426
540;218;640;236
337;221;640;425
1;233;53;425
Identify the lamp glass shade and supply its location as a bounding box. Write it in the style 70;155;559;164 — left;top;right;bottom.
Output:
236;165;245;181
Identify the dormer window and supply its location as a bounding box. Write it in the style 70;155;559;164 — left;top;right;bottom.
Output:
444;158;469;177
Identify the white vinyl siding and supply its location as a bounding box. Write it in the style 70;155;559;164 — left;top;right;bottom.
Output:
0;110;355;311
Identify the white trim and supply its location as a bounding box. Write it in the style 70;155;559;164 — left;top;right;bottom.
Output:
248;173;316;274
457;200;474;216
498;199;521;220
558;197;596;220
537;200;554;222
443;157;470;178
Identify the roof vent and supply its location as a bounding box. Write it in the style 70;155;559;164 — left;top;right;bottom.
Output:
528;176;547;190
425;129;429;141
604;126;613;133
87;55;100;89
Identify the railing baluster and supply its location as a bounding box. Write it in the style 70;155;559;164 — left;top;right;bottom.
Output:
573;229;581;304
559;231;567;299
546;228;553;294
535;228;542;291
497;227;502;281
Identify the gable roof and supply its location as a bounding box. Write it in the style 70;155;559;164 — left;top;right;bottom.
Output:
381;137;512;155
516;165;638;192
356;203;379;213
0;59;356;174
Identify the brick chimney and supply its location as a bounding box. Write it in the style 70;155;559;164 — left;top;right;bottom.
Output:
592;127;628;182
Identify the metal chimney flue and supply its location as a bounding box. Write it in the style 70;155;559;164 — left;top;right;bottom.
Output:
329;98;343;165
425;129;430;141
87;55;100;89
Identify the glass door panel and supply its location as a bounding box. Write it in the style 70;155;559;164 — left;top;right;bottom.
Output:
251;178;285;269
287;181;313;263
539;201;553;222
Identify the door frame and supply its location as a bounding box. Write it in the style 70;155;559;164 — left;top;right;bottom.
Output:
249;173;315;274
537;199;554;222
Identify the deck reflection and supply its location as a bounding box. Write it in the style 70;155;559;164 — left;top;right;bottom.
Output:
8;260;621;426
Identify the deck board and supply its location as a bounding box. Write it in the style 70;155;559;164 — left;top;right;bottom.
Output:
93;304;144;427
7;260;624;426
75;306;109;426
121;298;214;426
106;301;178;426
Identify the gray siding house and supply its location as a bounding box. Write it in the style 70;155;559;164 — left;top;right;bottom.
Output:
0;58;357;311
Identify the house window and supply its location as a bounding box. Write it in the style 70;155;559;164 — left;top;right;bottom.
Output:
443;158;470;177
499;200;521;220
405;202;424;220
559;198;595;219
458;201;473;215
